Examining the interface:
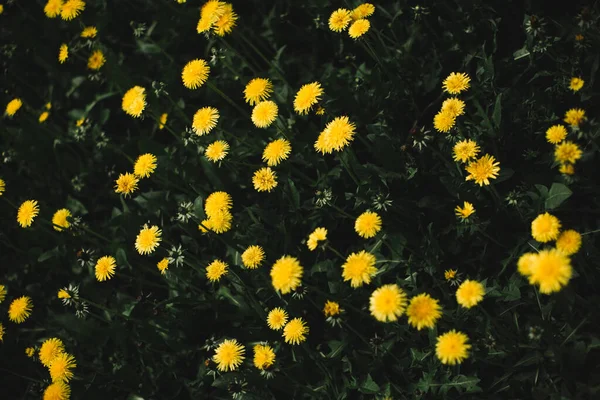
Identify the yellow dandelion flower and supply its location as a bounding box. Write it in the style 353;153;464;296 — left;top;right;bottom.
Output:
294;82;323;115
465;154;500;186
270;255;303;294
38;111;50;123
75;118;86;127
192;106;219;135
205;140;229;162
121;86;146;118
182;59;210;89
342;250;377;288
158;113;168;130
531;212;561;242
307;227;327;251
197;0;226;33
17;200;40;228
26;347;36;358
49;352;76;382
212;211;233;233
114;172;139;196
244;78;273;106
323;300;341;317
369;284;407;322
252;100;278;128
5;98;22;117
436;330;470;365
8;296;33;323
283;317;308;345
60;0;84;20
569;77;584;92
455;201;475;220
329;8;352;32
45;102;52;110
44;0;63;18
157;258;169;275
133;153;157;178
556;230;581;256
40;338;65;367
57;289;70;300
267;308;288;330
43;381;71;400
517;253;537;277
442;72;471;94
456;279;485;308
81;26;97;38
204;191;233;217
213;3;237;36
0;323;4;341
351;3;375;20
528;248;572;294
206;259;228;282
0;178;4;196
135;225;162;255
441;97;466;118
545;125;567;144
406;293;442;330
87;49;105;70
213;339;245;371
355;211;382;238
58;44;68;64
348;19;370;39
95;256;116;281
564;108;585;126
554;141;582;164
241;245;265;269
433;109;456;133
262;138;291;166
559;163;575;175
253;167;278;192
319;116;357;153
444;269;457;281
0;285;5;302
253;344;275;370
52;209;71;231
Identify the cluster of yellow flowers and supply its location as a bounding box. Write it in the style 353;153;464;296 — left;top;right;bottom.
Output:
43;0;85;20
199;191;234;234
517;212;581;293
546;107;585;175
434;72;469;133
196;0;237;37
328;3;375;40
114;153;157;197
37;338;77;399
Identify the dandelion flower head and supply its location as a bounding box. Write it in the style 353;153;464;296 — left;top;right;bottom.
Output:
348;19;370;39
531;212;561;243
455;201;475;220
17;200;40;228
244;78;273;106
354;210;382;238
270;255;303;294
43;381;71;400
205;140;229;162
329;9;352;32
528;249;572;294
206;259;228;282
135;225;162;255
192;107;219;135
241;245;265;269
52;209;71;231
133;153;157;178
5;98;22;117
60;0;85;21
369;284;407;322
564;108;585;126
121;86;146;118
49;352;76;382
253;167;278;192
465;154;500;186
253;344;275;370
452;139;481;164
114;173;139;196
8;296;33;323
436;330;471;365
442;72;471;94
252;100;278;128
182;59;210;89
554;141;582;164
95;255;116;282
283;317;308;345
456;279;485;308
44;0;63;18
39;338;65;367
569;77;584;92
406;293;442;330
213;339;245;371
58;44;68;64
341;250;377;288
267;307;288;330
263;138;291;166
556;230;582;256
87;50;105;70
294;82;323;115
433;110;456;133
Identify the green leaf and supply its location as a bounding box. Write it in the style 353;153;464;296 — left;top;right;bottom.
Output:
359;374;380;394
545;183;572;210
